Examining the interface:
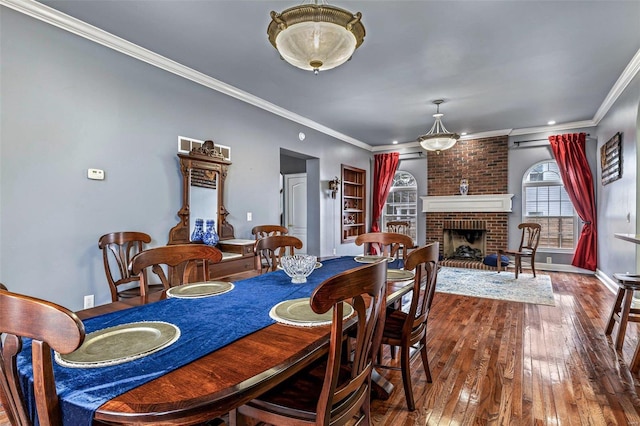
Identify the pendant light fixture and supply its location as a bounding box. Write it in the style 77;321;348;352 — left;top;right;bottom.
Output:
418;100;460;153
267;1;365;75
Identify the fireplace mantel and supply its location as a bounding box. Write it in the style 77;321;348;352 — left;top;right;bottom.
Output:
421;194;514;212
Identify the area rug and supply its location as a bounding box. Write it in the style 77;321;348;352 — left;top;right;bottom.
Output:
436;267;555;306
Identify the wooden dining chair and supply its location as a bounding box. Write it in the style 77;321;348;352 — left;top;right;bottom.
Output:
0;289;85;426
497;223;542;278
232;259;388;426
377;242;440;411
251;224;288;240
129;244;223;294
252;225;288;269
355;231;414;261
254;235;303;273
98;231;164;302
386;220;410;236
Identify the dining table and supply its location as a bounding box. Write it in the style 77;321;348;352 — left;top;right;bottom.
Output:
16;255;415;426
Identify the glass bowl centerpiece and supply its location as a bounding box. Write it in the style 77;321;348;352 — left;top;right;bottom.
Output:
280;254;317;283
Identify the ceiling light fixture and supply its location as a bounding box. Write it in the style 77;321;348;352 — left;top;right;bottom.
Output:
418;100;460;154
267;1;365;75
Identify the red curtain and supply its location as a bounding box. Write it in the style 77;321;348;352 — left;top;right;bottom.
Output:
371;152;400;235
548;133;597;271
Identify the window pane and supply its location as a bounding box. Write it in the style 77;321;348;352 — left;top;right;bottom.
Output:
383;171;418;242
523;161;576;250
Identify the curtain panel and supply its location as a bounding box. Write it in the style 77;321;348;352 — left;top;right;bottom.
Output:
548;133;597;271
371;153;400;236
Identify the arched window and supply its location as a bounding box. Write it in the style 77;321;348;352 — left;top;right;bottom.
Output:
382;171;417;242
523;161;576;250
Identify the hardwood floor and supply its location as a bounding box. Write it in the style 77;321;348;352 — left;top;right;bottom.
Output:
371;271;640;425
3;271;640;425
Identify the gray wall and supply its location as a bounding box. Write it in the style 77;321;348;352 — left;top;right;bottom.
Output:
596;72;640;279
0;9;370;310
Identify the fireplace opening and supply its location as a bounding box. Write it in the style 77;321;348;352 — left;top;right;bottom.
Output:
442;220;487;261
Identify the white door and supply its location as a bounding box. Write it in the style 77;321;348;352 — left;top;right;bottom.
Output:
284;173;307;253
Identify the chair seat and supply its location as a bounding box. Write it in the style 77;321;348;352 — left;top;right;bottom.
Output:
117;283;165;298
245;358;354;420
501;249;533;256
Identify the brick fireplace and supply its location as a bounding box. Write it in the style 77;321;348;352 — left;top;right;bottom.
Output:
423;135;509;269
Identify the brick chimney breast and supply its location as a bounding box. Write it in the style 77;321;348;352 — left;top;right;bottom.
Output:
425;136;509;263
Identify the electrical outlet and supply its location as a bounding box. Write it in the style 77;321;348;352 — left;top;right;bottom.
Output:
333;248;337;255
546;257;552;264
83;295;94;309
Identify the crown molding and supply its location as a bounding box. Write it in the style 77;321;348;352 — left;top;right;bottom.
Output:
510;120;597;136
459;129;513;140
593;48;640;124
0;0;372;151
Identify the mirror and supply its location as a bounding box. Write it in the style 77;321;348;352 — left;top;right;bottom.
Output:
189;169;218;241
169;140;235;245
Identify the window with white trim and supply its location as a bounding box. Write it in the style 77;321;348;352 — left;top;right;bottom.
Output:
382;171;417;242
523;161;576;250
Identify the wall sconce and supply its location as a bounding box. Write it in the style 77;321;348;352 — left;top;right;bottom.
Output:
329;177;341;199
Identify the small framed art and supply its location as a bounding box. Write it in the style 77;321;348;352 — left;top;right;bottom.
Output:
601;132;622;185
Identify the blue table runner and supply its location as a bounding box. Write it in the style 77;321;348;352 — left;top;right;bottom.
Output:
18;256;399;426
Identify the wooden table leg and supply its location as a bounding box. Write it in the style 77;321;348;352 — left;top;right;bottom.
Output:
605;287;624;336
616;288;634;351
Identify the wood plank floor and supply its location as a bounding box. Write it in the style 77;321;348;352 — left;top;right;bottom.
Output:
371;271;640;425
3;271;640;425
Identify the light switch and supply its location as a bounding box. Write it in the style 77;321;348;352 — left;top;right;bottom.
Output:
88;169;105;180
247;212;252;221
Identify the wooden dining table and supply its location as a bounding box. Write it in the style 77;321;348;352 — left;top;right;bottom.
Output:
23;257;415;425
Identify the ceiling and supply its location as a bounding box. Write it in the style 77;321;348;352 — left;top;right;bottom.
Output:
28;1;640;150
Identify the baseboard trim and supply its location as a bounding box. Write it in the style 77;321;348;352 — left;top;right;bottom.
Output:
595;269;618;294
535;263;594;274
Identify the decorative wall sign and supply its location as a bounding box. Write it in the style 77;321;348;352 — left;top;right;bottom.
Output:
600;132;622;185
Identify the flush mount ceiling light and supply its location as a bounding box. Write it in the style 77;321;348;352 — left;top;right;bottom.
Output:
418;100;460;153
267;1;365;75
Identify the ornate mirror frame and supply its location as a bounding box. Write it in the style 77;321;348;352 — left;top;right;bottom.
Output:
169;140;235;244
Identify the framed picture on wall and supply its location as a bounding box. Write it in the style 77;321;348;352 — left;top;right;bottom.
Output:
601;132;622;185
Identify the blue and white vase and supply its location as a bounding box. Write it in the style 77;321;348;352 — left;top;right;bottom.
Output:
459;179;469;196
191;218;204;242
203;219;219;246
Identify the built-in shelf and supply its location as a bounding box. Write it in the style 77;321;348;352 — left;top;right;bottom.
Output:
421;194;514;213
341;165;366;242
